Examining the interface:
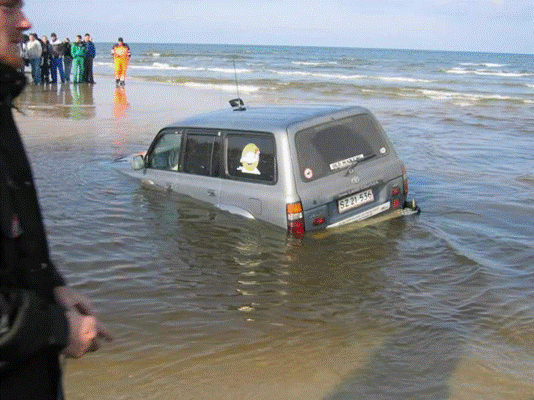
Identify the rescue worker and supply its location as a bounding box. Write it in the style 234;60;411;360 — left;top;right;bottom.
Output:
70;34;85;83
111;37;131;86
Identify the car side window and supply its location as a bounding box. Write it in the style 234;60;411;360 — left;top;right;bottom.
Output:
226;133;276;183
183;132;221;177
147;129;183;171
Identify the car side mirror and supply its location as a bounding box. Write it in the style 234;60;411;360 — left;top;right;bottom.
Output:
132;154;146;170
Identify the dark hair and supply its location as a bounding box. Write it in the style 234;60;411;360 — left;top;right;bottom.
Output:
118;37;124;42
51;33;56;37
76;35;82;40
85;33;90;37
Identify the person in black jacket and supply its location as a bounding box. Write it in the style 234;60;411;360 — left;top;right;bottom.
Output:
40;34;51;83
62;37;72;82
0;2;112;399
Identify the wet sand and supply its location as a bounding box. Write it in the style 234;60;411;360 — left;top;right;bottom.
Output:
15;76;232;146
13;78;381;400
12;75;534;400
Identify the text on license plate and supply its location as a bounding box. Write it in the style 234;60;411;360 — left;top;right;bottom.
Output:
338;189;374;213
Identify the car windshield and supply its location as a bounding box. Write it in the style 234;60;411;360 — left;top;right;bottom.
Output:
295;114;386;182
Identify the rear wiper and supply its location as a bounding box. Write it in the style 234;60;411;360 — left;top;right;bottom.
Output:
344;154;376;176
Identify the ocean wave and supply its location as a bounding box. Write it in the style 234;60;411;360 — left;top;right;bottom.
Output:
130;63;200;71
208;67;252;74
269;69;366;80
94;61;113;67
460;62;507;68
128;73;534;106
292;61;339;66
269;69;432;84
419;89;529;104
182;82;260;93
97;60;252;74
446;68;533;78
379;76;432;83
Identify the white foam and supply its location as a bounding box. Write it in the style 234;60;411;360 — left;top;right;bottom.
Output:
270;69;431;83
130;63;203;72
460;62;506;68
208;67;252;74
446;67;533;78
292;61;338;66
94;61;113;67
379;76;432;83
270;69;365;80
182;82;260;93
420;89;522;104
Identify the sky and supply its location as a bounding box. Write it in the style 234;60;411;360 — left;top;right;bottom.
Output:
25;0;533;54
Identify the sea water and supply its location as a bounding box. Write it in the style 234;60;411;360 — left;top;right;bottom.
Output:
19;44;534;399
94;43;534;105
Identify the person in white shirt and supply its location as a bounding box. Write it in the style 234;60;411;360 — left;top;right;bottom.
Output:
24;32;41;84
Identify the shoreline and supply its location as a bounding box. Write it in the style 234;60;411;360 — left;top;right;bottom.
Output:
14;74;236;149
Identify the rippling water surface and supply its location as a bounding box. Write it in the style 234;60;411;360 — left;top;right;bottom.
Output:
15;45;534;399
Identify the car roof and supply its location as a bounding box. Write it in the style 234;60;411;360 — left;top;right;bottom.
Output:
166;104;371;134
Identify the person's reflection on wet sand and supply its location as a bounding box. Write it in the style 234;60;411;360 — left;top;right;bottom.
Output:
19;83;95;120
69;83;95;120
113;86;129;119
113;86;130;158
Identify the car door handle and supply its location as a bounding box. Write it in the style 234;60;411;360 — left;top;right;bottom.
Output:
207;189;216;197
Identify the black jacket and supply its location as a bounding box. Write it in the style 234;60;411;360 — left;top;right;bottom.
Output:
0;63;69;399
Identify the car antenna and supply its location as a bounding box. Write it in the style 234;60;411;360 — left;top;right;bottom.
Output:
229;59;246;111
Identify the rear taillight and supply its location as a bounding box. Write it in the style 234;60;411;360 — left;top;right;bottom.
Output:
287;202;305;236
402;164;409;196
391;185;402;209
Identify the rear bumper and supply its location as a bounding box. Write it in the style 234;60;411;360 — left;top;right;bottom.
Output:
326;198;420;230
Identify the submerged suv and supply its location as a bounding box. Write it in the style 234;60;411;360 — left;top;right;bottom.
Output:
123;104;419;235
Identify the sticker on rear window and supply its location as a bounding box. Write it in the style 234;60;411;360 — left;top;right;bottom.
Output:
237;143;261;175
329;154;364;171
304;168;314;180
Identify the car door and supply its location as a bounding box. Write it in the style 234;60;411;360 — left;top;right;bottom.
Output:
177;129;222;205
144;128;222;206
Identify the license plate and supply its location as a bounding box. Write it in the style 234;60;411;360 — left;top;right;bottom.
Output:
338;189;374;213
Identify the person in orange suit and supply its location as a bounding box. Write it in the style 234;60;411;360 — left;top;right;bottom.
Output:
111;37;131;86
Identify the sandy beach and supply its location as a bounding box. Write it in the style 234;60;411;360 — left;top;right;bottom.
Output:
15;75;235;149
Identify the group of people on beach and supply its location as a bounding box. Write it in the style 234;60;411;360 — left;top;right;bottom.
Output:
21;33;132;87
22;33;96;84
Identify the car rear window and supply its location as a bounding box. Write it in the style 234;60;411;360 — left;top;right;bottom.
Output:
295;114;387;182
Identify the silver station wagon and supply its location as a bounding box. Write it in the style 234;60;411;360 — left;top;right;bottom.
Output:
123;104;420;236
